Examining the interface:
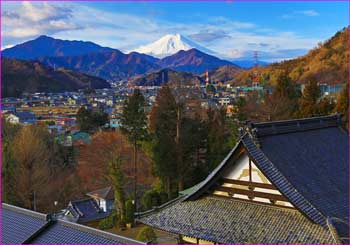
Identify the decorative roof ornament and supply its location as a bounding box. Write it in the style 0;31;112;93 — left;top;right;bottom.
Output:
242;121;260;148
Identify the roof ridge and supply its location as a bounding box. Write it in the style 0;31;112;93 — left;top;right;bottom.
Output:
135;195;185;219
252;113;341;126
249;114;342;137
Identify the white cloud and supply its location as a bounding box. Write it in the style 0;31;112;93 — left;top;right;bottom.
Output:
297;10;320;17
21;2;72;22
282;9;320;19
2;2;80;40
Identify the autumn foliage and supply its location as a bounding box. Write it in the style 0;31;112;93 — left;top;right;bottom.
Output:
77;130;153;195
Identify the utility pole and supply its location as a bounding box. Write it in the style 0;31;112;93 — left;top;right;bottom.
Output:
33;191;37;211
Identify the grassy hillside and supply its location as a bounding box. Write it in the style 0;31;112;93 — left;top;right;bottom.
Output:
2;58;110;97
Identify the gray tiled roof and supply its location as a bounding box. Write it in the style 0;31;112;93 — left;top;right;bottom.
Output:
68;198;110;223
254;126;348;222
139;195;335;244
2;203;144;244
2;205;47;244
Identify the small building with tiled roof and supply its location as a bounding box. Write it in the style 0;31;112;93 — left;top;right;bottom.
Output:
2;203;144;244
63;187;115;224
137;114;349;244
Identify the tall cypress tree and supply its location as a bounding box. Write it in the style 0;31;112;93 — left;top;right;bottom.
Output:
120;89;147;210
149;85;178;198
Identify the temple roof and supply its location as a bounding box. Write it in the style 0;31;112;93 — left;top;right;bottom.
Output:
2;203;144;244
139;196;335;244
138;114;349;243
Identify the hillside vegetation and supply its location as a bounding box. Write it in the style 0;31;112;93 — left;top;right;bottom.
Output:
235;27;348;86
131;68;202;86
2;58;110;97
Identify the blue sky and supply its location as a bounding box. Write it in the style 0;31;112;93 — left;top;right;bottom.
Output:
2;1;348;61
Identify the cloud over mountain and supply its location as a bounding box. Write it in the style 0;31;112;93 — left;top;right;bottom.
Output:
3;2;80;41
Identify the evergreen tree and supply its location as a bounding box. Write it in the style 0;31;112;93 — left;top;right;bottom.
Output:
149;86;178;198
76;107;108;132
206;108;233;171
120;89;147;210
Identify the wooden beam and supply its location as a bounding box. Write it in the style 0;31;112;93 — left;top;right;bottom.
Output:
222;178;277;190
249;159;252;183
216;186;288;202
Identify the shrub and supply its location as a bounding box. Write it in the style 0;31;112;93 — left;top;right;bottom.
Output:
136;226;157;244
98;212;116;230
125;199;135;224
141;189;160;211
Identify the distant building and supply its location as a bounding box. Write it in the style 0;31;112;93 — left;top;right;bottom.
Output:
137;114;348;244
2;203;144;244
15;111;37;124
217;97;232;106
63;187;114;225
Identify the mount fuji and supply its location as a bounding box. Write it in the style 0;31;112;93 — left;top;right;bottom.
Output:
134;34;215;58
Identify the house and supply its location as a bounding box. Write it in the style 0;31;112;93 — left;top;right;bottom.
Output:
63;187;114;225
55;117;76;128
217;97;232;106
15;111;37;124
137;114;349;244
2;203;144;244
86;186;115;213
48;125;64;135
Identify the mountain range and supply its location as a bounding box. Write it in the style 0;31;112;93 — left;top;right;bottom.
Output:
2;58;110;98
2;28;347;92
2;35;114;60
2;35;235;81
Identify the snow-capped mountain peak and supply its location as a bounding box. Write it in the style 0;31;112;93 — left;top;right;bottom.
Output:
134;34;214;58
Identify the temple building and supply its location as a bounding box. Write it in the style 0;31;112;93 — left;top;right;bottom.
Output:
137;114;349;244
